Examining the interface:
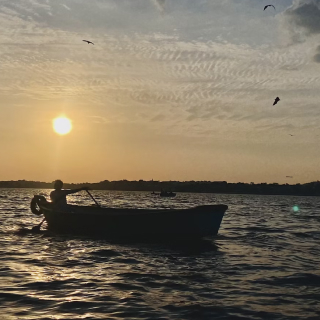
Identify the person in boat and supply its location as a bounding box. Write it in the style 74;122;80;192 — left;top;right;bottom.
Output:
50;180;89;207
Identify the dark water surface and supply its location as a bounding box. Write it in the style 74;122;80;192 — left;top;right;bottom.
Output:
0;189;319;320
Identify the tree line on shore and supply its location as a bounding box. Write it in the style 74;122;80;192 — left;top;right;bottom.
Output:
0;179;320;196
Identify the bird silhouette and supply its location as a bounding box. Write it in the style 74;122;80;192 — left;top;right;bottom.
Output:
83;40;94;45
289;134;294;136
273;97;280;105
286;176;293;178
264;5;275;11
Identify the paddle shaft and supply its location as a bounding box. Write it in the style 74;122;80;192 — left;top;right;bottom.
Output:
86;190;100;207
32;217;46;232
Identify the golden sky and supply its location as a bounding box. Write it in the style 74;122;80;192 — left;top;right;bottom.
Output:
1;0;320;184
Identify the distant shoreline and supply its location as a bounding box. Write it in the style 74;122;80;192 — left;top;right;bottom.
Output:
0;180;319;196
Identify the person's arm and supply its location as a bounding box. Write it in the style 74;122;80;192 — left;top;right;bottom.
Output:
64;186;89;195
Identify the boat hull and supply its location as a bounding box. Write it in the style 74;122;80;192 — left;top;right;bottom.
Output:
160;193;176;197
40;203;227;238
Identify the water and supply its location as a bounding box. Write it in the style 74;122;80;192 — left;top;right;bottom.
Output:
0;189;319;320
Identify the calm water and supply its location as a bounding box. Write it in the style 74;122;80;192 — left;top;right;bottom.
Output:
0;189;319;320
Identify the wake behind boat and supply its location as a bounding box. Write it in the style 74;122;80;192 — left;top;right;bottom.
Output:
30;195;228;239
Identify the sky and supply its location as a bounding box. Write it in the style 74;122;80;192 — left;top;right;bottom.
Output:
1;0;320;184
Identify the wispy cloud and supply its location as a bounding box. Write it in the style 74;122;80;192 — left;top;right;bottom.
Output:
152;0;166;14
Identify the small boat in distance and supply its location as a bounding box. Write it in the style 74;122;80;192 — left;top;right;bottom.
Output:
160;190;176;197
30;195;228;239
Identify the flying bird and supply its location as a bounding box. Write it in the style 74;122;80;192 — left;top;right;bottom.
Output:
286;176;293;178
83;40;94;45
289;134;294;136
273;97;280;105
264;5;275;11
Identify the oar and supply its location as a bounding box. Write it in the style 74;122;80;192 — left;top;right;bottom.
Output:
86;190;101;207
31;217;46;232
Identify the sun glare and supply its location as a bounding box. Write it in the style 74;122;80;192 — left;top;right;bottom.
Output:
53;117;72;135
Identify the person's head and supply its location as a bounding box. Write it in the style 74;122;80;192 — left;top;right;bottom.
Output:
54;179;63;190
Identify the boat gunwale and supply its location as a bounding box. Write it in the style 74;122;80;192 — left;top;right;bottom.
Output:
39;203;228;217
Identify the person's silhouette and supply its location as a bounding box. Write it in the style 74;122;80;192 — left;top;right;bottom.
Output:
50;180;88;207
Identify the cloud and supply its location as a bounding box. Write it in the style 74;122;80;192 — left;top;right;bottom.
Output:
151;114;166;122
313;44;320;62
152;0;166;13
283;0;320;42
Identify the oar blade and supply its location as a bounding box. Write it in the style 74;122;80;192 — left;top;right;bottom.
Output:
31;225;41;233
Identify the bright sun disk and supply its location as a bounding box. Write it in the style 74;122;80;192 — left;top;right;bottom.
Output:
53;117;72;135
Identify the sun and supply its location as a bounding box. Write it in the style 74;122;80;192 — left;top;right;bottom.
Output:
53;117;72;135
